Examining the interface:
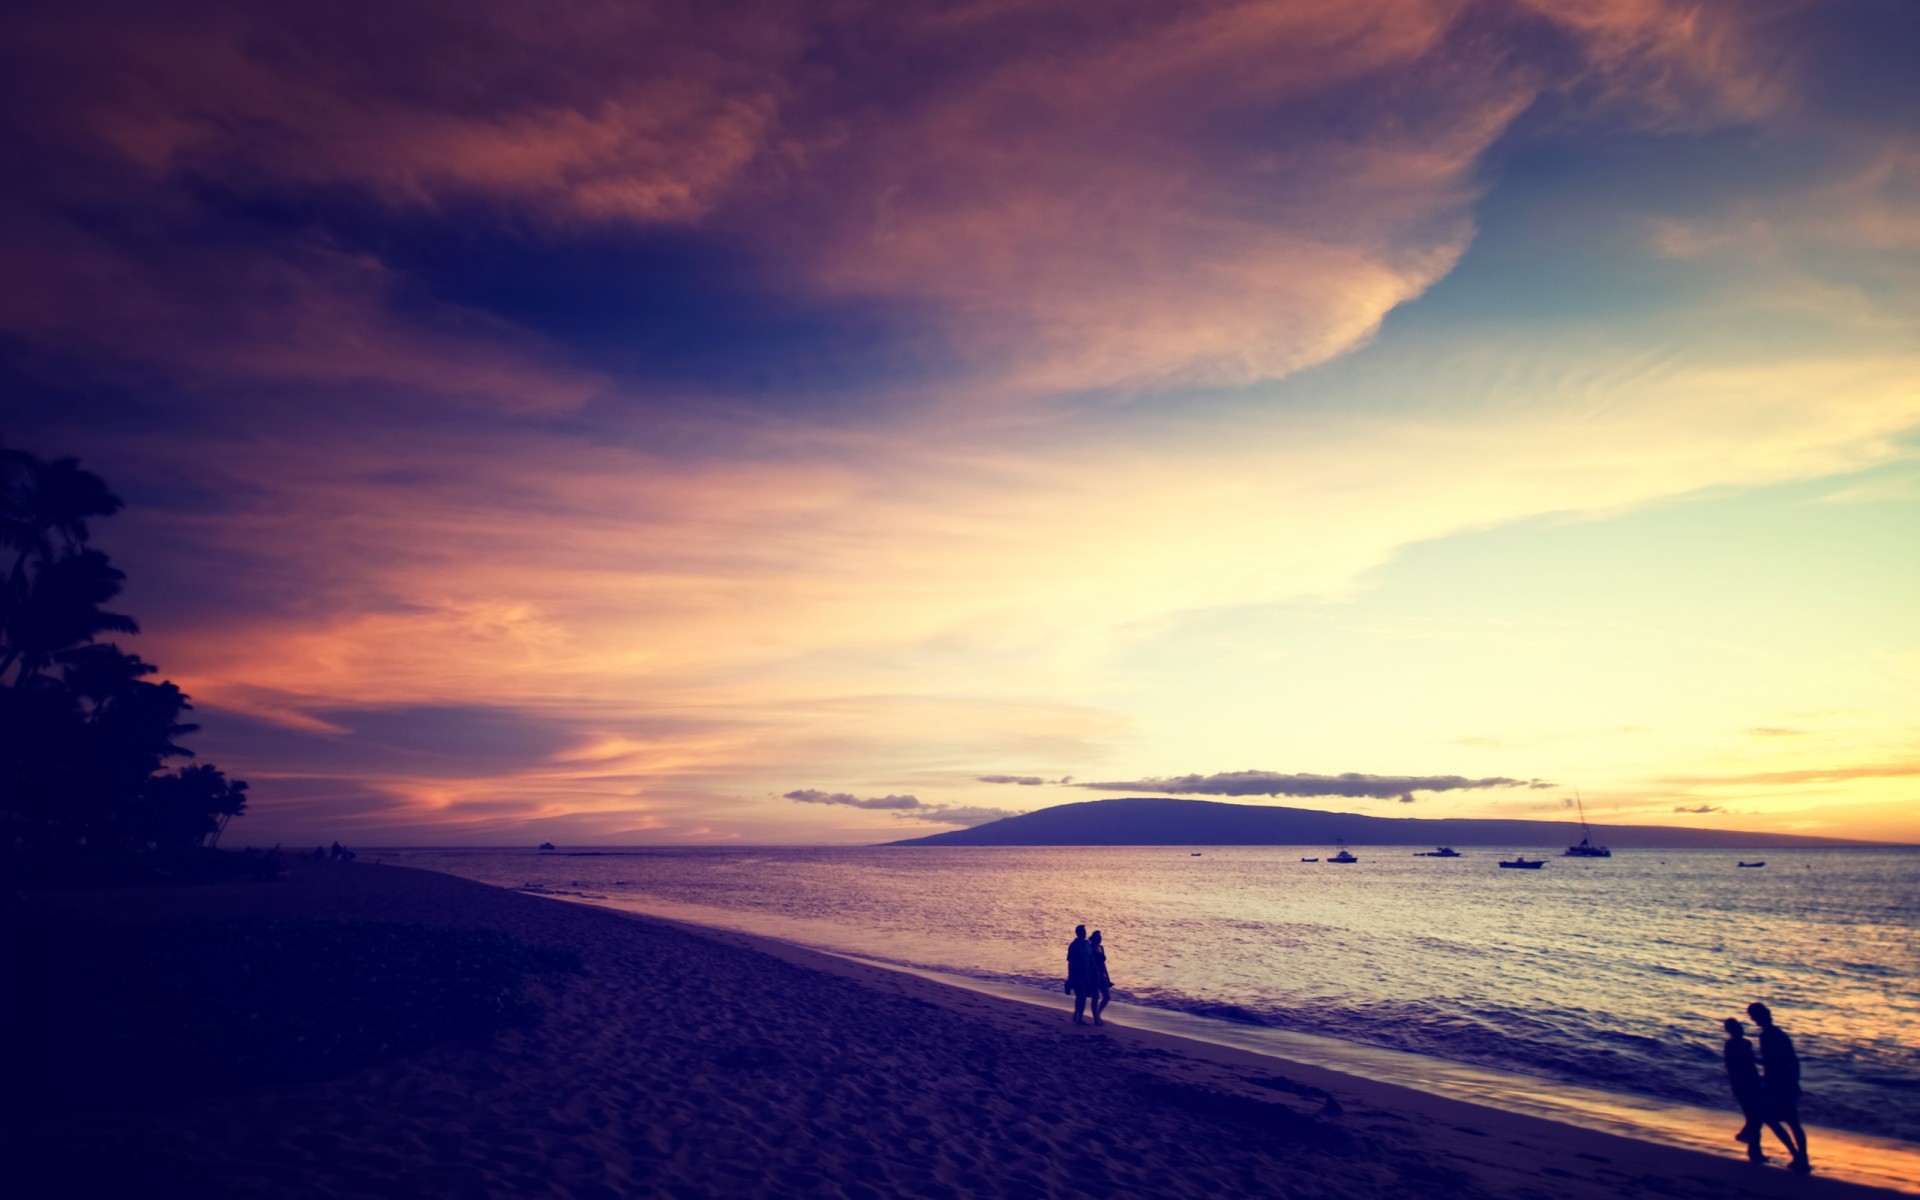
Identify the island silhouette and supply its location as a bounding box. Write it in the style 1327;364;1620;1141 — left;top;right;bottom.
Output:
887;797;1884;848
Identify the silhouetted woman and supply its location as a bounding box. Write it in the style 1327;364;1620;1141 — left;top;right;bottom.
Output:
1723;1018;1793;1163
1089;930;1113;1026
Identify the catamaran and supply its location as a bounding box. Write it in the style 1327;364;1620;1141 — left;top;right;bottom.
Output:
1562;791;1612;858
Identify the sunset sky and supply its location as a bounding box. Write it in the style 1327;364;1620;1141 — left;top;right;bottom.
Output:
5;0;1916;845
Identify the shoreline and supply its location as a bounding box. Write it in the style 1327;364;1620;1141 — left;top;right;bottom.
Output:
553;891;1920;1197
6;859;1915;1199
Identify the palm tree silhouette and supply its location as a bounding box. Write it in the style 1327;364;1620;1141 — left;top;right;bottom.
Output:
1;445;248;863
1;450;133;688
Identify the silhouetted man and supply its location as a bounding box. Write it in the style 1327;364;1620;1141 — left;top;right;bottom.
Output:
1065;925;1093;1025
1747;1002;1811;1173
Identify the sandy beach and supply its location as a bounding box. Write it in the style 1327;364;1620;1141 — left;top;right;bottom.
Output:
3;860;1909;1200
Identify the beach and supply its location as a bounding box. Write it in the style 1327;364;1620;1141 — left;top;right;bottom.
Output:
3;860;1908;1200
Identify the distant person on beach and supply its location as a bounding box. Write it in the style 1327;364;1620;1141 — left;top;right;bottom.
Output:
1722;1018;1793;1162
1748;1002;1811;1172
1066;925;1093;1025
1089;930;1113;1025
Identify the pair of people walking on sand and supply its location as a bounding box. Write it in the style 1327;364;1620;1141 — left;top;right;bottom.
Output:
1724;1002;1811;1173
1064;925;1113;1025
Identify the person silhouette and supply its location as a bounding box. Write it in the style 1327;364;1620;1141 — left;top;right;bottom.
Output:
1723;1018;1793;1163
1065;925;1093;1025
1088;930;1113;1025
1747;1002;1811;1173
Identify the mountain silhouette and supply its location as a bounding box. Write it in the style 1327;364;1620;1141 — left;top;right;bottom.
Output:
886;797;1884;848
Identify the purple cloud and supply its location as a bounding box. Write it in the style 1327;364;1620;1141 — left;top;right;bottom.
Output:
1073;770;1543;803
783;789;923;811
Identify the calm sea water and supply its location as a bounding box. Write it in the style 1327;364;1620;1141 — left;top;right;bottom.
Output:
390;845;1920;1143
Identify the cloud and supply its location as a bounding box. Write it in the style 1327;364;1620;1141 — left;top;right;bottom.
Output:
1659;761;1920;788
2;0;1814;401
782;789;923;811
1072;771;1542;804
1673;804;1726;814
783;788;1016;828
977;774;1045;786
5;1;1912;849
895;805;1012;828
1747;727;1806;738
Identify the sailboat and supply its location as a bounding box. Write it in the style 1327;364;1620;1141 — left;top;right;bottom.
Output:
1562;791;1611;858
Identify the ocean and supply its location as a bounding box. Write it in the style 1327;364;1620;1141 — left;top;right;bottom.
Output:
390;844;1919;1148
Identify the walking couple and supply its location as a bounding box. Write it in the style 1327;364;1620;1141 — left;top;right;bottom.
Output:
1723;1002;1811;1173
1064;925;1113;1026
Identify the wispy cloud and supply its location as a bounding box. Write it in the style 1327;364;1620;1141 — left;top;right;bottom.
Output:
1673;804;1726;814
977;774;1046;786
1659;761;1920;788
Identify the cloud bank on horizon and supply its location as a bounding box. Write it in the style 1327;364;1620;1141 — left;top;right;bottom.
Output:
1073;771;1549;804
784;790;1015;827
3;0;1917;844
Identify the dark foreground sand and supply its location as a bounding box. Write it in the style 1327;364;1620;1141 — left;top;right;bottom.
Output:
2;860;1907;1200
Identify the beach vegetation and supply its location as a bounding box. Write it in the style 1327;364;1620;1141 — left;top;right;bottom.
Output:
1;446;249;883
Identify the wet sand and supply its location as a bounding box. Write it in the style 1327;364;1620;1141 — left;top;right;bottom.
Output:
3;859;1910;1199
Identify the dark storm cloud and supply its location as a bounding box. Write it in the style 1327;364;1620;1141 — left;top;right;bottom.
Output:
1073;771;1543;804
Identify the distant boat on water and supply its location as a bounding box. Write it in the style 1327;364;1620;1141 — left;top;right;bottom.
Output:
1738;860;1766;868
1562;791;1612;858
1299;857;1319;862
538;842;556;851
1327;848;1358;864
1415;847;1461;858
1499;857;1544;869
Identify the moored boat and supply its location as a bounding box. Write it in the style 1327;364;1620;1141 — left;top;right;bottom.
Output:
1738;860;1765;868
1498;857;1544;869
1327;848;1358;864
1414;846;1461;857
1563;791;1612;858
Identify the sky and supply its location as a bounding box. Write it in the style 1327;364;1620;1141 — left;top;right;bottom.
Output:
3;0;1916;845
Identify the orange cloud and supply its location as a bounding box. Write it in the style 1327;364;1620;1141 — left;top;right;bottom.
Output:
4;0;1824;401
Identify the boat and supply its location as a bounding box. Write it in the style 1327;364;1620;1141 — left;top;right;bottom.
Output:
1562;791;1612;858
1299;857;1319;863
1190;852;1203;857
1738;861;1765;868
1327;848;1358;864
1498;857;1544;869
538;841;556;851
1414;847;1461;858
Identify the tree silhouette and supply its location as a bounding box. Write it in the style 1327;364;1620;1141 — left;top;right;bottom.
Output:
1;447;247;870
